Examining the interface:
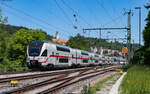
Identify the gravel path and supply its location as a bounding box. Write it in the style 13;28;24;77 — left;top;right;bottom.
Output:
109;72;126;94
96;73;121;94
59;72;116;94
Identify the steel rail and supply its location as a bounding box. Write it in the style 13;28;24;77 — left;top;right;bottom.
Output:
38;67;117;94
0;66;104;83
3;66;120;94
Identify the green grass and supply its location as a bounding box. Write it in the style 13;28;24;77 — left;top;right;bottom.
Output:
120;65;150;94
81;73;119;94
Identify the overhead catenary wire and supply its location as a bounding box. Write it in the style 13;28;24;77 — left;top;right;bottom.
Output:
102;14;125;27
2;5;55;31
53;0;76;37
61;0;93;38
81;0;101;26
1;2;70;34
33;0;73;37
26;0;74;38
109;0;116;14
33;0;72;27
1;2;73;38
54;0;74;27
96;0;118;26
61;0;92;27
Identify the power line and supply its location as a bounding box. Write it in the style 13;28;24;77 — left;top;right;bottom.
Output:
32;0;73;37
54;0;74;27
61;0;92;27
1;2;73;38
96;0;118;25
81;0;101;26
109;0;116;14
53;0;76;37
102;14;124;27
1;2;69;33
33;0;72;27
2;5;55;31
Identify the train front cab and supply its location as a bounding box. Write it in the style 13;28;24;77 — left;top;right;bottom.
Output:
26;41;49;70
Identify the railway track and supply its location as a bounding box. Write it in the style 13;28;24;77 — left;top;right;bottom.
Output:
38;66;117;94
0;71;32;76
3;65;120;94
0;66;105;84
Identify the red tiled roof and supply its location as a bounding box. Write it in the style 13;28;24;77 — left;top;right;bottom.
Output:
52;39;68;43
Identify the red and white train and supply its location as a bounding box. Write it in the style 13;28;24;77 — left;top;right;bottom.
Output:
26;41;114;70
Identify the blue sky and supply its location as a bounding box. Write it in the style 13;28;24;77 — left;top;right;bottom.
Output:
0;0;149;44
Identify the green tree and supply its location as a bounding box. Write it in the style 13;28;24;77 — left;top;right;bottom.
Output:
0;8;8;63
0;25;8;62
66;34;90;51
143;11;150;48
142;6;150;65
8;29;46;66
66;33;128;53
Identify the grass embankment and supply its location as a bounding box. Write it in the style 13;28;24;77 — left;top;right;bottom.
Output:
82;73;120;94
121;65;150;94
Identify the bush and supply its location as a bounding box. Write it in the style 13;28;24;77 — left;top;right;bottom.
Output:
144;47;150;65
0;59;29;72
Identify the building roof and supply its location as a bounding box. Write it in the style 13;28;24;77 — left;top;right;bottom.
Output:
52;38;68;44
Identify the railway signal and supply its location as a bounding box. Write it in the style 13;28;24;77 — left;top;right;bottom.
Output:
122;47;127;53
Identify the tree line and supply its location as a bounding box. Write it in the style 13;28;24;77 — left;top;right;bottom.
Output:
0;23;134;72
0;24;54;72
132;4;150;65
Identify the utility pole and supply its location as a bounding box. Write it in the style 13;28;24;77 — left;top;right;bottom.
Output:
126;9;132;64
83;10;132;64
99;30;101;52
135;7;141;47
135;7;141;64
99;30;101;39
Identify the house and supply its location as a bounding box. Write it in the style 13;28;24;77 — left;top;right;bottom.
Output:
52;32;68;45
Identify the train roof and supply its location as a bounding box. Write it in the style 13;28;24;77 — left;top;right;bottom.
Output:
30;40;48;44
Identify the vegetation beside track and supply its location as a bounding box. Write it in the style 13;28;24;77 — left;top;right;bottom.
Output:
120;65;150;94
81;73;120;94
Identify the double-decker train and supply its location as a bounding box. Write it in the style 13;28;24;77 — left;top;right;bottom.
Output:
26;41;123;70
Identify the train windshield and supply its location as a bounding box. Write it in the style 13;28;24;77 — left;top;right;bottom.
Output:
28;41;44;56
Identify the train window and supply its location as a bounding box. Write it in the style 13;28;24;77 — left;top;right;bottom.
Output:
52;52;54;55
72;55;74;58
28;41;44;56
59;58;68;63
81;51;88;56
95;60;98;63
94;54;99;57
83;59;88;63
41;50;47;56
56;46;70;52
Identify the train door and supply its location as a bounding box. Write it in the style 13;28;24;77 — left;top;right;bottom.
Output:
90;54;94;66
71;49;76;66
76;50;81;67
41;49;48;64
